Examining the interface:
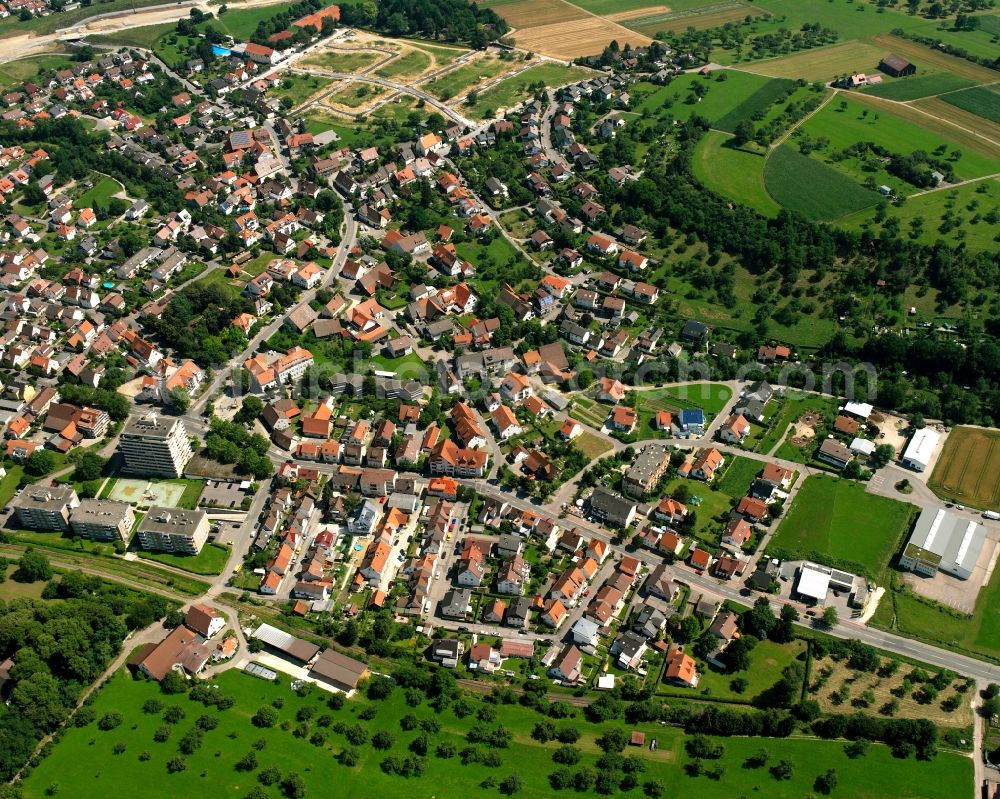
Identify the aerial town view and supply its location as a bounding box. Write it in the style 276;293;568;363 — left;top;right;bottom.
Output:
0;0;998;796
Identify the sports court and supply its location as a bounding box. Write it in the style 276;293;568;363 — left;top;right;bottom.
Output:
105;478;186;509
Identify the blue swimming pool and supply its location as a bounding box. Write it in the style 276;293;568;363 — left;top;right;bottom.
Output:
212;45;232;57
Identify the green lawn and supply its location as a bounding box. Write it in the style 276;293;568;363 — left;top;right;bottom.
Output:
327;82;386;108
469;63;593;118
370;352;429;379
0;463;25;507
692;131;782;215
85;20;172;48
643;383;733;417
76;176;121;209
138;542;231;576
753;392;840;455
632;71;776;123
20;667;972;799
6;528;117;558
663;638;807;703
0;565;47;601
769;474;916;579
763;144;880;221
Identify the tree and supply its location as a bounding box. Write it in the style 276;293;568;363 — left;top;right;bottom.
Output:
252;706;279;728
280;772;306;799
25;449;56;476
499;773;523;795
167;388;191;413
873;444;895;468
814;768;838;794
770;759;794;780
160;670;188;695
14;549;52;583
821;606;839;628
732;119;755;147
71;451;107;482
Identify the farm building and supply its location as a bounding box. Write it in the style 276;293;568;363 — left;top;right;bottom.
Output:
901;427;940;471
899;507;987;580
879;54;916;78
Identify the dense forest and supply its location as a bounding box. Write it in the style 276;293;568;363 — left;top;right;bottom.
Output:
0;561;172;784
340;0;508;47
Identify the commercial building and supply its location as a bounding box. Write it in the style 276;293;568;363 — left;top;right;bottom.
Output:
795;561;858;604
136;506;209;554
118;414;193;477
12;486;80;531
901;428;940;472
899;507;986;580
69;499;135;541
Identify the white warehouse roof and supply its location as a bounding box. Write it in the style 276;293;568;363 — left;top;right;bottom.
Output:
796;563;832;602
902;428;940;469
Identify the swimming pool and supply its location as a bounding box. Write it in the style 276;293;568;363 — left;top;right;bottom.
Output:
212;45;232;57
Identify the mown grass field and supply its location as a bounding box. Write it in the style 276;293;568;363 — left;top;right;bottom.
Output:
469;63;592;117
211;2;297;40
85;21;173;49
927;426;1000;510
715;454;764;498
326;82;386;109
76;176;122;208
764;145;879;221
0;53;73;89
769;474;916;579
692;131;780;215
940;84;1000;125
20;667;973;799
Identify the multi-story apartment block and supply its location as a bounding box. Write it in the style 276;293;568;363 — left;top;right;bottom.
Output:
118;414;193;478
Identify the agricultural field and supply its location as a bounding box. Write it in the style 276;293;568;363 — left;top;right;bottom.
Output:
624;1;766;37
300;49;383;73
20;667;973;799
927;426;1000;510
768;474;917;580
631;70;775;124
808;647;975;729
483;0;653;58
863;72;975;101
468;63;593;118
714;76;797;133
940;85;1000;125
763;145;879;222
749;41;890;82
422;54;513;101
